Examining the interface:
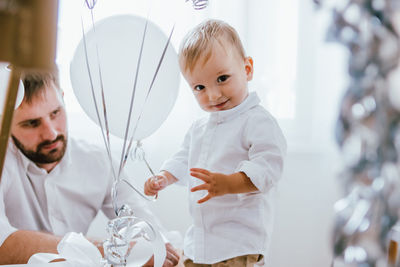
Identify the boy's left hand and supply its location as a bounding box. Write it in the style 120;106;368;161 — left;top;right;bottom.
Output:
190;168;230;203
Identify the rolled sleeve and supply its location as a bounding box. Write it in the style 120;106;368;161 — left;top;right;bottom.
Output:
0;184;17;247
236;148;284;193
161;159;188;186
237;113;287;193
0;214;17;247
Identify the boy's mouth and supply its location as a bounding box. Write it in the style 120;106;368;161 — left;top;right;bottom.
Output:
213;99;229;109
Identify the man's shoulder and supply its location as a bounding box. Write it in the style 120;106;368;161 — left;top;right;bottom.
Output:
68;138;109;162
4;142;21;169
1;143;22;189
69;137;103;150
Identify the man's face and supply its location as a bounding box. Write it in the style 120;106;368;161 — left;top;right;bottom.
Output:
11;83;67;168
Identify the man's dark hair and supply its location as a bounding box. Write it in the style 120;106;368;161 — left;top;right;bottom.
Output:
21;69;60;104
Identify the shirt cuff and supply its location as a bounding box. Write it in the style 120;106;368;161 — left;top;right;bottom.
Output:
0;223;17;247
235;161;275;193
160;160;188;186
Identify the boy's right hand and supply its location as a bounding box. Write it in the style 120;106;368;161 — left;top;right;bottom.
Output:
144;174;168;196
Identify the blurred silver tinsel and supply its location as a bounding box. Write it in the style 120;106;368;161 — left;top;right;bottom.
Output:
317;0;400;266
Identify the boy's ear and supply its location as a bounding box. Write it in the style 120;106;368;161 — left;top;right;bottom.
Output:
245;57;254;81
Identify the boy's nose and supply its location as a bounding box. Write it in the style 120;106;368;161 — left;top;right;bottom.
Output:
207;87;222;102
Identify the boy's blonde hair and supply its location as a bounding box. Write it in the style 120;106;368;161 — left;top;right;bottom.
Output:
179;19;246;73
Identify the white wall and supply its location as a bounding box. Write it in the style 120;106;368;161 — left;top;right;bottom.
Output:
269;151;342;266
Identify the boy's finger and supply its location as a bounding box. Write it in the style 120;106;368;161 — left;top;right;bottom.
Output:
151;181;161;189
145;184;160;194
144;190;156;196
190;168;210;175
156;179;167;188
165;244;180;265
191;184;208;192
197;194;212;204
190;171;209;182
166;243;180;260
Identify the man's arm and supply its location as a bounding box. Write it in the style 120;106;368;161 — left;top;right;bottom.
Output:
0;230;61;264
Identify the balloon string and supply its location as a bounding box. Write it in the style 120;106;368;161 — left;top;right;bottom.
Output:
112;143;158;210
86;7;118;212
90;8;112;166
80;17;117;181
142;149;159;201
117;15;150;179
84;0;97;10
131;141;158;201
121;178;157;202
120;24;175;172
115;1;157;211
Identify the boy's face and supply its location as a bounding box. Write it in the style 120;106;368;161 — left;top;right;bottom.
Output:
181;41;253;112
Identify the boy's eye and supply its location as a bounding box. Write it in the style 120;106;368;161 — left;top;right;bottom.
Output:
51;109;59;117
194;85;205;91
217;75;229;83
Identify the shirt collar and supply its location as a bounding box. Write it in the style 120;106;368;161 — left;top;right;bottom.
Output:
11;136;72;175
209;91;260;123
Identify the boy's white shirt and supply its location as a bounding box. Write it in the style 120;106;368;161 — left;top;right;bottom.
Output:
161;92;287;264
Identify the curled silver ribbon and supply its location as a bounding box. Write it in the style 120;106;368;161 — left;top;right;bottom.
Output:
185;0;208;10
84;0;97;10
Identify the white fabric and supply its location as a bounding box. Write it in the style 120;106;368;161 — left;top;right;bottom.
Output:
161;92;287;264
28;232;103;266
0;138;162;246
28;231;166;267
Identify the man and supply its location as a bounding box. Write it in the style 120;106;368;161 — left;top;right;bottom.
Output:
0;71;179;265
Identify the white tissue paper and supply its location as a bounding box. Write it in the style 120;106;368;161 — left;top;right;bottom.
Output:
28;232;103;267
27;230;168;267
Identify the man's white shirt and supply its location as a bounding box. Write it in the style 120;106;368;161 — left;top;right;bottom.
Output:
0;138;159;246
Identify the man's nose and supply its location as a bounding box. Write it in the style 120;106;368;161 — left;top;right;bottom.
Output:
207;87;222;102
41;119;58;141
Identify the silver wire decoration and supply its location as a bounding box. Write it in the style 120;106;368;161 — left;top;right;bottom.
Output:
80;5;172;212
80;0;208;214
317;0;400;266
79;1;206;265
84;0;97;10
185;0;208;10
77;0;210;264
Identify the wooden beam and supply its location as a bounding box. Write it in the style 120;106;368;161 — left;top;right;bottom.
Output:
0;67;20;182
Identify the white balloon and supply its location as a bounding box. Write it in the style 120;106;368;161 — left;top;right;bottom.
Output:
70;15;180;140
0;63;25;112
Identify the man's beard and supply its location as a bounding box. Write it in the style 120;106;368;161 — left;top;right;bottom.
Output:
12;135;67;164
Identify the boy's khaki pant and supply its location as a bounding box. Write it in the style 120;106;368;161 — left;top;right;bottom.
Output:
183;254;262;267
